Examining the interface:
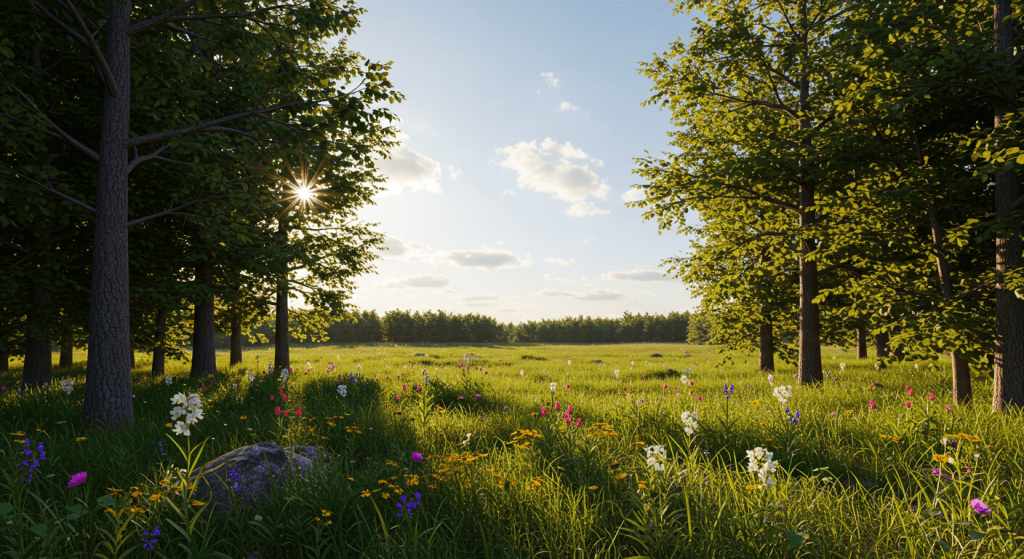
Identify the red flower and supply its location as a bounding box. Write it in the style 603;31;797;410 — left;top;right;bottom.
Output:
296;407;302;416
275;406;281;415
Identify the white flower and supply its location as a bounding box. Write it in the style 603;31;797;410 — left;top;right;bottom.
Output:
680;411;699;436
767;374;774;385
357;365;361;372
567;359;571;366
246;371;255;383
680;375;688;384
549;382;557;392
170;406;185;421
171;393;188;406
839;362;846;372
762;476;776;488
874;362;880;370
165;375;173;385
614;369;619;378
520;370;525;376
172;421;191;437
187;394;202;408
631;361;634;366
60;379;74;394
772;385;792;406
337;384;347;397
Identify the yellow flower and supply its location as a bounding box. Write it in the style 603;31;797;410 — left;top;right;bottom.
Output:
76;437;87;442
190;500;205;506
382;493;390;499
148;494;161;502
347;477;354;482
614;473;628;481
745;484;758;490
321;510;331;517
130;506;147;514
240;416;247;420
360;490;371;498
107;488;124;495
165;423;172;428
9;432;26;436
588;486;598;490
932;454;956;465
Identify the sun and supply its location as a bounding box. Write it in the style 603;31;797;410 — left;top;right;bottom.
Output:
257;153;330;217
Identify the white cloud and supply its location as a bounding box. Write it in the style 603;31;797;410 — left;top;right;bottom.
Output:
502;189;516;196
567;201;610;217
376;132;442;195
446;246;532;270
544;257;574;266
621;188;645;202
540;72;560;88
591;158;604;167
448;165;462;181
378;236;433;261
497;138;610;203
538;288;626;301
558;101;579;112
544;273;575;283
378;275;451;289
602;269;673;282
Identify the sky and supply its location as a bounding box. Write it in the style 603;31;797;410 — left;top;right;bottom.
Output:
333;0;701;324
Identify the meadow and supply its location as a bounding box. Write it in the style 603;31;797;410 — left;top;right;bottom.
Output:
1;343;1022;559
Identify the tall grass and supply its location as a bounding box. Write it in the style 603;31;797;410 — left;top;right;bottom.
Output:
1;343;1022;558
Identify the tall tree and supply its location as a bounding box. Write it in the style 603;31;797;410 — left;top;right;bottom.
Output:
2;1;401;428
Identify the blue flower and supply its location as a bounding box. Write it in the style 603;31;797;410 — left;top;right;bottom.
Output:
142;525;161;549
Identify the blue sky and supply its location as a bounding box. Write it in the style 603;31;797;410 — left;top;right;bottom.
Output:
338;0;700;324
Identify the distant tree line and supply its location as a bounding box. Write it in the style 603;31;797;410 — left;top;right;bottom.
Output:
216;309;694;346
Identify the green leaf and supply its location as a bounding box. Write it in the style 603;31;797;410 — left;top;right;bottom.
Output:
969;530;986;541
787;530;809;549
96;494;115;509
0;502;12;516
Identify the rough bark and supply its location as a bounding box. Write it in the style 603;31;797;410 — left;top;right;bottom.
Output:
758;321;775;372
22;280;54;389
927;199;972;403
82;0;134;430
59;327;73;369
875;331;890;369
993;0;1024;411
190;264;217;377
230;318;242;366
797;84;823;384
856;325;868;359
151;309;166;377
0;352;7;372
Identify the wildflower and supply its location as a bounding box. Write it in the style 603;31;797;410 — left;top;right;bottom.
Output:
773;385;792;406
141;525;161;550
68;472;88;488
767;374;774;385
745;447;778;488
520;370;525;376
946;406;952;412
970;499;992;515
614;369;619;378
541;406;547;417
475;394;481;398
839;363;845;372
275;407;281;416
644;445;667;472
411;452;423;462
869;400;876;409
929;393;935;401
906;401;912;409
697;396;702;402
555;402;560;411
576;418;582;427
680;411;698;436
60;378;74;394
396;491;422;518
165;376;173;385
337;384;347;397
550;382;557;392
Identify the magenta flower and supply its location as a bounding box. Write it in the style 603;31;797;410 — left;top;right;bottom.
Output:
946;406;952;412
541;406;547;417
411;452;423;462
906;401;912;408
929;393;935;400
67;472;87;488
475;394;481;398
554;402;560;411
697;396;702;402
869;400;876;409
971;499;992;515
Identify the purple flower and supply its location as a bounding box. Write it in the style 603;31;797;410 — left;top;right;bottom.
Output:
475;394;481;398
411;452;423;462
971;499;992;515
67;472;87;488
141;525;161;549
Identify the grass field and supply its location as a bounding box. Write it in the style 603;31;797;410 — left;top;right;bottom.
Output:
2;343;1023;558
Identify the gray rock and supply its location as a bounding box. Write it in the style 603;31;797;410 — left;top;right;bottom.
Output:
590;359;602;364
414;353;427;356
650;353;663;358
187;442;332;518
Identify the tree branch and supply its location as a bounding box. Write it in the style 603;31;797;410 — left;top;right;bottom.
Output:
0;89;100;162
204;126;281;144
127;144;172;173
126;0;197;36
29;1;89;47
127;195;222;227
1;167;96;213
126;99;315;147
60;0;119;97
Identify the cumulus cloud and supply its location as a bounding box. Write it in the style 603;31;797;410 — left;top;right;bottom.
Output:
601;269;673;282
558;101;580;112
376;132;442;195
378;275;451;289
591;158;604;167
446;246;532;270
545;257;574;266
378;236;433;260
540;72;560;88
502;189;516;196
621;188;645;202
497;138;610;203
538;288;626;301
448;165;462;181
567;201;610;217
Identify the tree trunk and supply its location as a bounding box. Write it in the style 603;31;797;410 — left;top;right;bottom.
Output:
151;309;166;377
856;325;868;359
59;327;73;369
927;198;972;403
875;331;890;369
129;328;135;370
82;0;134;430
274;218;290;372
230;318;242;366
796;36;822;384
190;265;217;377
23;280;53;389
0;352;7;372
993;0;1024;411
758;321;775;372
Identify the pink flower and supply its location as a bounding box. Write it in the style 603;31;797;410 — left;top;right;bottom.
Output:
554;402;560;411
541;407;547;417
906;401;912;408
271;395;274;400
576;418;582;427
282;394;287;400
283;411;289;416
623;387;627;392
690;381;694;386
67;472;87;488
689;390;694;396
929;393;935;400
567;405;572;414
675;388;679;394
946;406;952;412
970;499;992;515
697;396;702;402
275;406;281;415
412;452;423;462
565;383;570;388
908;389;914;396
296;407;302;416
402;385;406;391
869;400;876;409
664;384;668;389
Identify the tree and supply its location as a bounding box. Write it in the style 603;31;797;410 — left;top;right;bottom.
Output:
1;0;401;428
